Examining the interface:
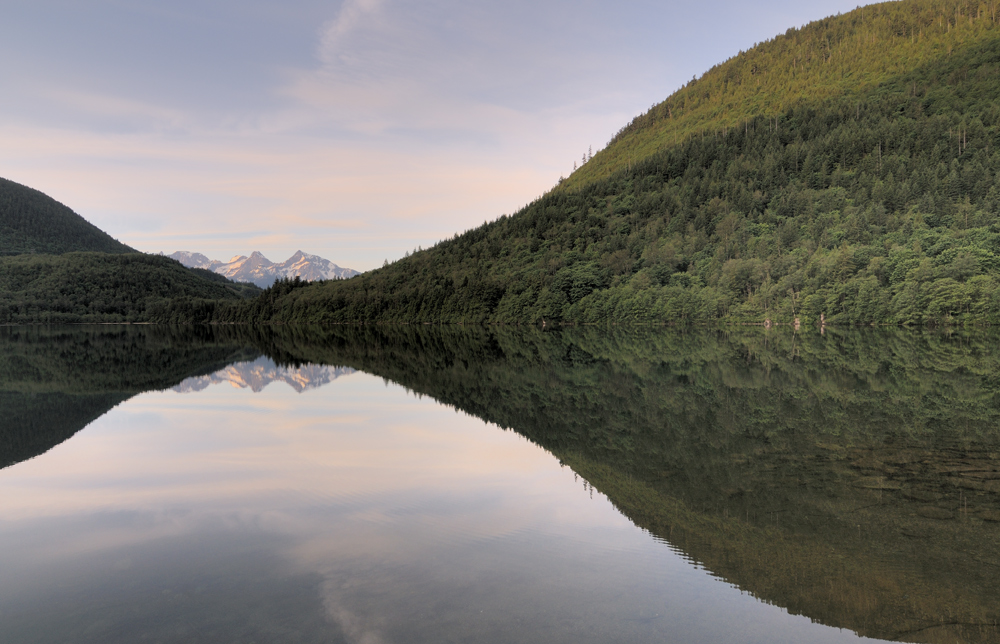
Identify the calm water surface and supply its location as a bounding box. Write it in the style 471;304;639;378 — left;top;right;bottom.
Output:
1;326;998;643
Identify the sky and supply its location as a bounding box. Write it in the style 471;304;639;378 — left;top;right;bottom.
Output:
0;0;865;272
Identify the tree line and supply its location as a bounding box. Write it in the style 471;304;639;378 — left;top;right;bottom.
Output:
163;23;1000;325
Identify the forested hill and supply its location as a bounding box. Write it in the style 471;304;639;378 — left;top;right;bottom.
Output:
0;177;135;255
0;253;260;324
564;0;1000;191
0;177;263;323
176;0;1000;326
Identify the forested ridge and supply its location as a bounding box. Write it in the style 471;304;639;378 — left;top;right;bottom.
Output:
164;0;1000;326
567;0;1000;189
0;253;259;324
0;177;135;255
0;176;262;323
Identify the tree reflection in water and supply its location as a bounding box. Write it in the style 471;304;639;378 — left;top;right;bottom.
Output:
2;324;999;642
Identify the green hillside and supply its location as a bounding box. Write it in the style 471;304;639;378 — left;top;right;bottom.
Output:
177;0;1000;326
564;0;1000;191
0;253;259;324
0;176;263;323
0;177;135;255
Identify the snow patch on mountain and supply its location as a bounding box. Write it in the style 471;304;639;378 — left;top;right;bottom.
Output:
168;250;360;288
169;251;214;270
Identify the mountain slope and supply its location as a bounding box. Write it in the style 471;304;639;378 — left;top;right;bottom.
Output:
0;177;135;255
0;252;259;324
169;251;215;269
276;250;359;283
564;0;1000;192
169;0;1000;326
0;178;263;323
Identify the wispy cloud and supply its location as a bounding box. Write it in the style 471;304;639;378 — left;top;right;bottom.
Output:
34;86;187;128
0;0;865;270
319;0;385;65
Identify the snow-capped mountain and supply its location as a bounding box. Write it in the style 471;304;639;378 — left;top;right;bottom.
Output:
173;357;355;394
169;251;215;270
168;250;359;288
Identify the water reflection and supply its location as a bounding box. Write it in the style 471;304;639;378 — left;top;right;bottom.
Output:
0;325;256;469
173;356;355;393
1;325;999;642
242;325;1000;644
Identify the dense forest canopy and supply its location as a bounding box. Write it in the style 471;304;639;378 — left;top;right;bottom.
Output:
567;0;1000;189
0;175;263;323
0;177;135;255
5;2;1000;326
160;0;1000;326
0;253;260;324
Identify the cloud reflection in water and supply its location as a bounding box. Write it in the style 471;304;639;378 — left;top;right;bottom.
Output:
0;364;880;644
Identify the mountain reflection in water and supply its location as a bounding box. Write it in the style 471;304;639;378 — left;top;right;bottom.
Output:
1;325;999;643
173;356;355;393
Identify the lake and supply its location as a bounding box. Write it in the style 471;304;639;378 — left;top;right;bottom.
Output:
1;325;998;643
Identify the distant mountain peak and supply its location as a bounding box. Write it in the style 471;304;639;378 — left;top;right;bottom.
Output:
169;249;360;288
169;251;214;269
